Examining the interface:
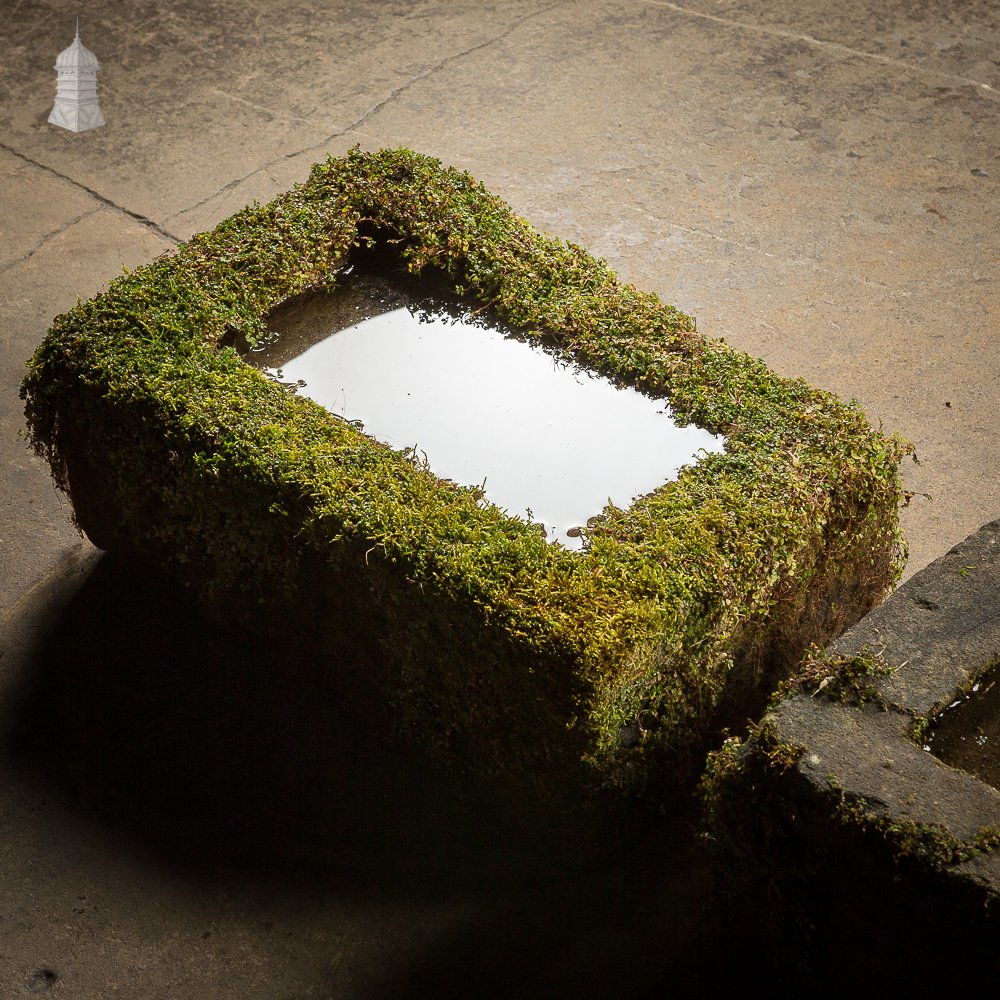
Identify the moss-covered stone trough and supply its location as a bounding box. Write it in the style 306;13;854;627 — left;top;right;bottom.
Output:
21;147;908;808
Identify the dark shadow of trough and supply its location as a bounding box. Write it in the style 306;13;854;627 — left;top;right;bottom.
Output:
6;551;535;878
4;551;778;995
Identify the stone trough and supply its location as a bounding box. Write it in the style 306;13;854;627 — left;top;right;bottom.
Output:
703;519;1000;982
20;148;908;811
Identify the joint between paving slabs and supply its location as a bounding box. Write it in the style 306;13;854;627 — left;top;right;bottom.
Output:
0;141;181;245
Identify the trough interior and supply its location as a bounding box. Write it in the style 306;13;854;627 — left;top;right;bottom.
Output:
928;663;1000;790
245;253;724;548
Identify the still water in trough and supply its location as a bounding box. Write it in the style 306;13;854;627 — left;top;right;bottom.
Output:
928;669;1000;791
252;267;725;547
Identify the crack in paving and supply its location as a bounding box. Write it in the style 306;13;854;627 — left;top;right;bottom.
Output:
330;1;567;143
167;2;567;228
0;141;182;245
165;164;272;224
293;0;566;152
0;206;103;275
648;1;998;96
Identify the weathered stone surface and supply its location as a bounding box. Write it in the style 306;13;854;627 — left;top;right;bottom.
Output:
707;520;1000;983
767;519;1000;851
833;518;1000;716
779;696;1000;842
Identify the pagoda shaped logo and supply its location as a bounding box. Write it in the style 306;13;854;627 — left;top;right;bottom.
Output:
48;20;106;133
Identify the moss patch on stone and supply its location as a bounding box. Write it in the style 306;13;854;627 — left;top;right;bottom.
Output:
21;147;908;804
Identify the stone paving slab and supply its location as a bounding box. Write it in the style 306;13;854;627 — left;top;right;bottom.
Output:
678;0;1000;88
0;146;98;272
2;1;547;228
838;518;1000;717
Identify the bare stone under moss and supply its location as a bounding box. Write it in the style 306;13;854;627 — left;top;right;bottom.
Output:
21;147;908;808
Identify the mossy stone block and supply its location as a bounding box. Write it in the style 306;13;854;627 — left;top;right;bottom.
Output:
21;147;909;805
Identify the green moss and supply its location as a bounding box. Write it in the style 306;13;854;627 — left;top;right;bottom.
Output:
826;776;1000;868
774;644;894;706
21;147;909;802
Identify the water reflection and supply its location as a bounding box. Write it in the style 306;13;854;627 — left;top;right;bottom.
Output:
253;270;725;547
928;673;1000;791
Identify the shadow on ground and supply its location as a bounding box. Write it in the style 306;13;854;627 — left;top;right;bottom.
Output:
4;552;774;994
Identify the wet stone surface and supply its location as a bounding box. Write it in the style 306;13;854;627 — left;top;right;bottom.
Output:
250;265;724;547
928;667;1000;791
